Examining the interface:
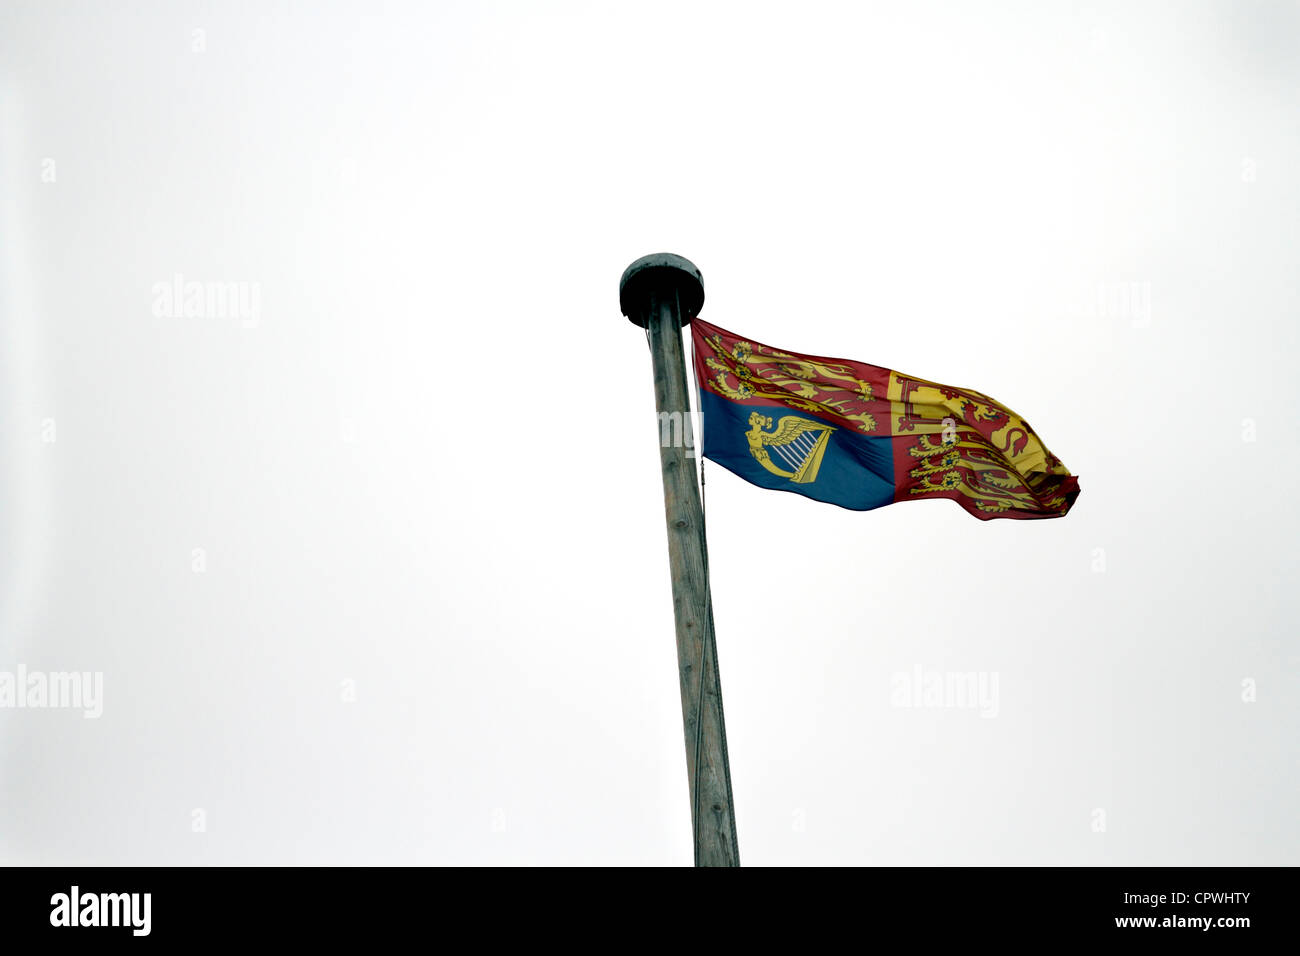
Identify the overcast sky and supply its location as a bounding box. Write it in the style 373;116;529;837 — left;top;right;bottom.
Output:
1;0;1296;865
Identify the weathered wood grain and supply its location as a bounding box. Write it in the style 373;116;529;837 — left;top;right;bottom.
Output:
644;288;740;868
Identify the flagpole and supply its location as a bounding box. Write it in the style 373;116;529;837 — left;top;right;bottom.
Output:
620;253;740;867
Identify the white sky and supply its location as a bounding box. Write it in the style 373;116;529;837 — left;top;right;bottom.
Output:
1;0;1296;865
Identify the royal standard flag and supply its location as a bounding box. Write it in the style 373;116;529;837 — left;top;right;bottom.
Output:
692;318;1080;520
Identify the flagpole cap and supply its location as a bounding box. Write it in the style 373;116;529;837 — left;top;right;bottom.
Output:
619;253;704;327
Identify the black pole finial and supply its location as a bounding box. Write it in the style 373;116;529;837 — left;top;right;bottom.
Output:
619;253;705;328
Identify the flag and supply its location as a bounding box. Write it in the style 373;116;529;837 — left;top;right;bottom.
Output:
691;318;1080;520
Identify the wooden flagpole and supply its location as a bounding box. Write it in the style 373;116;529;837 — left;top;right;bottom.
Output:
620;253;740;867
